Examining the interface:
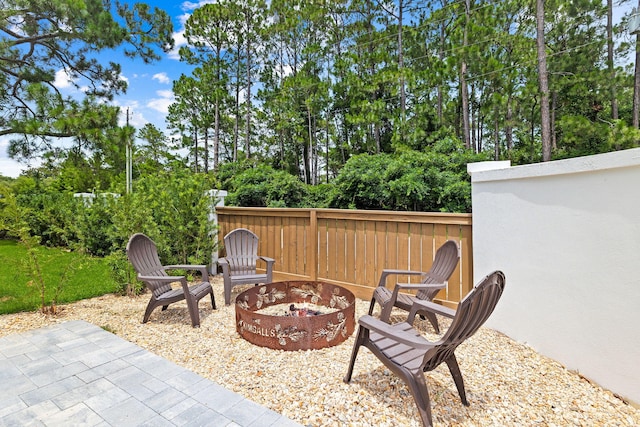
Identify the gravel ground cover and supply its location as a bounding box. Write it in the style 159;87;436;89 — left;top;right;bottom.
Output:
1;277;638;427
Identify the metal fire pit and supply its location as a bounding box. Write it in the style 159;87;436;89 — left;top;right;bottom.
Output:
235;281;356;351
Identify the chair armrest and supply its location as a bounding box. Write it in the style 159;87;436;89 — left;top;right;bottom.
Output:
394;282;446;291
377;269;426;287
407;299;456;324
379;282;446;322
165;264;207;270
138;275;185;283
164;264;209;282
139;274;192;294
358;315;433;349
217;258;231;279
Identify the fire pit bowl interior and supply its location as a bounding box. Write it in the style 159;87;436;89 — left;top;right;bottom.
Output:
235;281;356;351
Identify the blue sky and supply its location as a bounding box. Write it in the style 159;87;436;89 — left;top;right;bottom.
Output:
0;0;198;178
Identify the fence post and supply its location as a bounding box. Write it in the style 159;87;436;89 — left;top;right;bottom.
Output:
207;189;228;274
308;209;318;281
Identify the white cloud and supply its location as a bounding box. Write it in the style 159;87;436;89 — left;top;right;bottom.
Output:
53;69;75;89
152;73;171;84
147;98;172;115
181;0;217;12
156;90;173;99
168;29;187;60
147;90;175;114
181;1;199;10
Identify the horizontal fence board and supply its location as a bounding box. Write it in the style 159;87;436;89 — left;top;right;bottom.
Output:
216;207;473;306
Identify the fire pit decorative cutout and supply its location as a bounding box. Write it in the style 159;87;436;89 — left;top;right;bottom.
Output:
235;281;356;351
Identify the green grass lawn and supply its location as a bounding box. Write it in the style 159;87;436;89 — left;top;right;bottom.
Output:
0;240;116;314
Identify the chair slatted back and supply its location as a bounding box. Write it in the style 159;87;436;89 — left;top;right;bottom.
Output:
126;233;172;298
422;270;505;372
416;240;460;300
223;228;260;276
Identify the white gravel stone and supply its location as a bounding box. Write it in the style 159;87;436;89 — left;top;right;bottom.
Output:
1;277;638;426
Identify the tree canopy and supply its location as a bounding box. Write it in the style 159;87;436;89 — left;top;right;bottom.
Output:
3;0;640;216
168;0;639;177
1;0;174;158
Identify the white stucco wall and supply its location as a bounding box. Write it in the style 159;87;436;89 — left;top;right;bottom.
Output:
469;148;640;407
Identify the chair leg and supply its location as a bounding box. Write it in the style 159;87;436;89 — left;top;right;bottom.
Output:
405;371;435;427
423;311;440;334
143;300;157;324
367;297;377;315
445;354;468;406
224;284;232;306
210;291;216;310
185;295;201;328
343;326;366;383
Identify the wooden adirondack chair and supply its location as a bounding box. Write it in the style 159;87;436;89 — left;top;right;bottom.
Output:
218;228;275;305
126;233;215;327
369;240;460;333
345;270;506;427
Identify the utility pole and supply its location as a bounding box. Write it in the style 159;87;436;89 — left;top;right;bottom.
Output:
126;108;132;194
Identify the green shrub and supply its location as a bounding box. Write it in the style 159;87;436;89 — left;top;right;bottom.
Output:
127;170;218;265
71;194;120;256
329;153;394;210
15;192;77;247
104;251;143;296
224;163;308;208
4;170;219;267
328;144;484;213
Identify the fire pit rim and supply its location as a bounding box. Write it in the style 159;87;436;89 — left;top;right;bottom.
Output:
235;280;356;351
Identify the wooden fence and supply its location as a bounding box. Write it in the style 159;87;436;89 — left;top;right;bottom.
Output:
216;207;473;307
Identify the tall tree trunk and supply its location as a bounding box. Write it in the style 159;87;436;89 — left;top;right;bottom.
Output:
193;125;199;173
634;0;640;128
398;0;405;142
214;103;219;170
506;95;513;152
476;113;486;153
279;39;285;165
460;0;471;149
437;20;445;124
551;91;557;150
306;105;312;185
245;12;252;159
494;104;500;160
531;96;538;161
214;48;221;170
233;43;241;162
204;129;209;173
536;0;552;161
366;0;380;153
607;0;618;119
325;112;330;183
471;82;476;152
312;114;318;185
